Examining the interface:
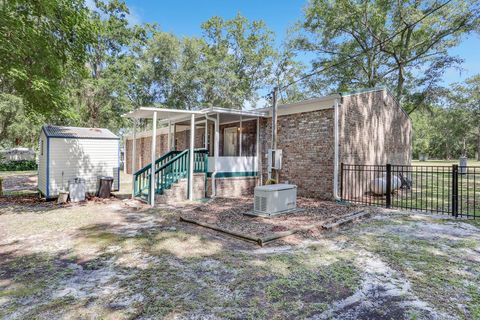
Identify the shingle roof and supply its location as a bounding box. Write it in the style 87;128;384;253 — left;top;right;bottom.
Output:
42;125;119;140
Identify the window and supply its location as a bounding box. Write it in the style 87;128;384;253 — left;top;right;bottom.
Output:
223;127;238;156
40;140;44;156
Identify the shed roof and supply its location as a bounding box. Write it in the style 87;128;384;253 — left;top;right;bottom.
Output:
42;125;119;140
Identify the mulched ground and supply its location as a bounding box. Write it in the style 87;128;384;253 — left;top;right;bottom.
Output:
180;197;366;240
0;193;121;215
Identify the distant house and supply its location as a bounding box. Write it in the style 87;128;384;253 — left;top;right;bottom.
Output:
0;147;35;162
124;87;412;205
38;125;120;199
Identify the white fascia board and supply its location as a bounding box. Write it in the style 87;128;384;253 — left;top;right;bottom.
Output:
255;94;341;117
123;107;203;119
204;107;268;117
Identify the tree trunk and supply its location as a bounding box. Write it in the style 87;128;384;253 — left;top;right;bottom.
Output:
88;99;100;128
397;65;404;99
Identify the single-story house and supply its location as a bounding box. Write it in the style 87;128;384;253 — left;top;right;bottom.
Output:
124;87;412;205
38;125;120;199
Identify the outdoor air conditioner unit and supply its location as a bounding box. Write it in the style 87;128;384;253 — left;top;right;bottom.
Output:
254;184;297;216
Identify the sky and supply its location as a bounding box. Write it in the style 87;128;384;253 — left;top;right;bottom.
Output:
124;0;480;85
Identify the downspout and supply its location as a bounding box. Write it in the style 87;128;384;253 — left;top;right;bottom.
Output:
205;114;218;197
333;98;341;201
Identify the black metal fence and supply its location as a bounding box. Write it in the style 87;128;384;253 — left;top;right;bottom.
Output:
340;163;480;219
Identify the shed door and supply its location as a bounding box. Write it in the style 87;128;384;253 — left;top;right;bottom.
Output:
223;127;238;156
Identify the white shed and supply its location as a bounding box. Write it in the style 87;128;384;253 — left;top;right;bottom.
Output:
38;125;120;199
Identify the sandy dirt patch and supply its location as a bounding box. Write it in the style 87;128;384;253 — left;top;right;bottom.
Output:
1;172;37;192
0;195;479;319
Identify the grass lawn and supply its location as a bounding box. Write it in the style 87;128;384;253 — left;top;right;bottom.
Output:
412;159;480;166
391;165;480;217
0;170;37;178
346;162;480;218
0;196;479;319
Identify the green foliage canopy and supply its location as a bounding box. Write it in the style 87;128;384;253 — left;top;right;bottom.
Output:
0;0;94;114
290;0;480;109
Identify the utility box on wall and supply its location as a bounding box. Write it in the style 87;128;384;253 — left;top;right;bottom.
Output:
267;149;282;170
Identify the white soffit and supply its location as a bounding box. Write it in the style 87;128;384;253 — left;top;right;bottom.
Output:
123;106;267;121
123;107;203;120
255;94;341;117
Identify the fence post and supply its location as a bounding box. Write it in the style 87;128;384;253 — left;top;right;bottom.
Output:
340;163;344;200
386;164;392;208
452;164;459;218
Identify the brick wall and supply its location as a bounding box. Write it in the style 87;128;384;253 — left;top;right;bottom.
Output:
207;177;258;197
339;89;412;198
339;89;412;165
156;173;206;204
125;134;170;174
258;89;411;200
259;109;336;200
174;127;208;152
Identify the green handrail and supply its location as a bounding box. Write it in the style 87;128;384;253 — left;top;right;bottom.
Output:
133;150;180;176
155;148;208;194
133;150;180;200
155;149;189;193
133;148;209;202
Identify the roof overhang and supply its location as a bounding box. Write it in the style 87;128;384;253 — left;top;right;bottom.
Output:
123;107;203;120
254;94;341;117
202;107;268;118
122;106;268;122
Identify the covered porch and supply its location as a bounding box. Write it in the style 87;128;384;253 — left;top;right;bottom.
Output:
124;107;267;205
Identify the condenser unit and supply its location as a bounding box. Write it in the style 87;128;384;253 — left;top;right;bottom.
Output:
253;184;297;216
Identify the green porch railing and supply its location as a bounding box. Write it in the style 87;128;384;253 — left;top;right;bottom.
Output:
133;150;180;201
155;149;189;194
133;148;208;202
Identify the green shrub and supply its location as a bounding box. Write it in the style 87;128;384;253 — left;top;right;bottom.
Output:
0;160;37;171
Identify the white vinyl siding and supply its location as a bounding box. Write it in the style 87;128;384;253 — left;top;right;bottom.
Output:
37;131;47;196
47;138;119;196
208;156;258;173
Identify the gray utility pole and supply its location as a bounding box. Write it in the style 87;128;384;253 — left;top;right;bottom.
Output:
271;86;279;182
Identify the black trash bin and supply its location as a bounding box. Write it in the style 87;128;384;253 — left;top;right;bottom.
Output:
97;176;114;198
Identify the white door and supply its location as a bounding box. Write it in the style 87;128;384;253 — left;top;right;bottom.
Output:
224;127;238;156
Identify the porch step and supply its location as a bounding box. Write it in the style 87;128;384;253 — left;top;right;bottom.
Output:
155;173;206;204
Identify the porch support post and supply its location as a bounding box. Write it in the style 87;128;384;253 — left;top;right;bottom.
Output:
188;114;195;201
150;112;157;206
215;113;220;159
214;113;220;196
239;115;242;156
131;119;137;198
173;123;177;150
167;120;171;151
204;120;208;150
256;117;261;185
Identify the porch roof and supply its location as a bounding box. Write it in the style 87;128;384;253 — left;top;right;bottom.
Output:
123;106;267;122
